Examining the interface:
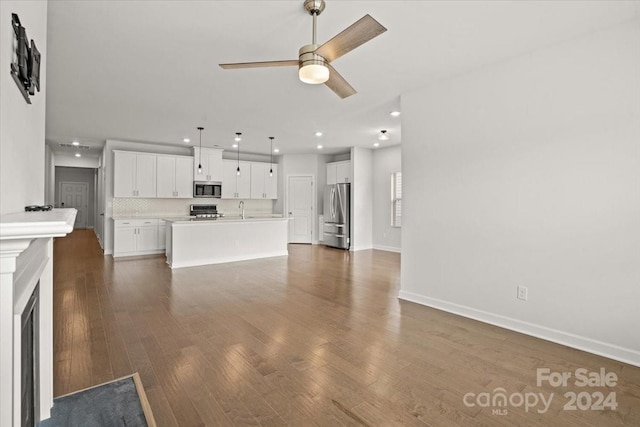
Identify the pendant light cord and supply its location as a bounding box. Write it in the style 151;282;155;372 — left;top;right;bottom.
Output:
197;127;204;171
236;132;242;175
269;137;274;174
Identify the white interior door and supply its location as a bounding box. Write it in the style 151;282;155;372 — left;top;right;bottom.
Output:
60;182;88;228
287;175;313;244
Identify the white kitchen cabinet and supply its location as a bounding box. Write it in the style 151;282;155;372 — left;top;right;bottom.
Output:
326;160;351;185
114;151;157;198
221;159;251;199
175;156;194;197
157;155;193;198
193;147;223;182
250;163;278;199
158;220;167;250
113;219;163;257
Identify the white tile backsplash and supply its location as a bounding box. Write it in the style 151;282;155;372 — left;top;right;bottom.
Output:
112;198;275;218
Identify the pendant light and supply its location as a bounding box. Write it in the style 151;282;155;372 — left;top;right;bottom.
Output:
197;127;204;174
269;136;274;176
235;132;242;176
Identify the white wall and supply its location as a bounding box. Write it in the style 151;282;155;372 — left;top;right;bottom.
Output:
44;145;55;205
351;147;373;251
54;154;100;168
400;21;640;365
372;145;401;252
95;150;106;247
54;167;96;227
0;1;48;214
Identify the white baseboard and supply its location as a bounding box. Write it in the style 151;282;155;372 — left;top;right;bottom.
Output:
350;244;373;251
398;290;640;367
373;244;401;253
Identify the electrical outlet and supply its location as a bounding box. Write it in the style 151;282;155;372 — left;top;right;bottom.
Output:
517;285;528;301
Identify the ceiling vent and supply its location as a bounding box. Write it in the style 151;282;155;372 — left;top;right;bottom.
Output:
59;143;91;150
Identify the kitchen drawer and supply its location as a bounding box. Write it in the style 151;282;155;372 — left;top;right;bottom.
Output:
114;219;159;227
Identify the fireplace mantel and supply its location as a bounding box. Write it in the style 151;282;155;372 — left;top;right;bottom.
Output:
0;208;76;426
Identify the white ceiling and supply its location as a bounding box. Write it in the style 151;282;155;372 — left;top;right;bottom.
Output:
45;1;639;159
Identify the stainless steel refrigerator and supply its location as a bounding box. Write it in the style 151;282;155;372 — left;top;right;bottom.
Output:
323;183;350;249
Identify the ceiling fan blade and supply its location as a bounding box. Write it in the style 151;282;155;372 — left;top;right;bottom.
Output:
219;60;298;69
314;14;387;63
325;64;356;99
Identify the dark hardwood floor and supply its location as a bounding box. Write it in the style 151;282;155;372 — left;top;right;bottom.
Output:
52;230;640;426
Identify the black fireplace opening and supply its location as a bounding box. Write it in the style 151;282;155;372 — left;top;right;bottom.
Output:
21;283;39;427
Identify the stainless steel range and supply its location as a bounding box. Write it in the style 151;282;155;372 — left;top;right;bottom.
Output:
190;204;223;219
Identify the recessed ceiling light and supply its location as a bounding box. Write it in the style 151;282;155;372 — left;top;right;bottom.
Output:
183;138;190;143
273;148;280;153
390;111;401;117
373;142;380;147
232;143;238;148
75;153;81;157
315;132;323;137
71;141;80;146
317;144;323;150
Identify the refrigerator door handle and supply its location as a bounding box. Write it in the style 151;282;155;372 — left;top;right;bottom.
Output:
331;187;335;220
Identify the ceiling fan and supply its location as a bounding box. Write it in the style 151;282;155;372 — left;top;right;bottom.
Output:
219;0;387;99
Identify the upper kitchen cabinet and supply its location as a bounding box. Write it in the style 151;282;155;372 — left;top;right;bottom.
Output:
326;160;351;185
250;163;278;199
193;147;223;182
221;159;251;199
157;155;193;198
113;151;157;198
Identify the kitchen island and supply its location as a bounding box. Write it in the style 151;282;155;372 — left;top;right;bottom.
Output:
164;217;289;268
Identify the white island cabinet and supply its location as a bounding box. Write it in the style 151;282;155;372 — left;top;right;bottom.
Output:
165;217;288;268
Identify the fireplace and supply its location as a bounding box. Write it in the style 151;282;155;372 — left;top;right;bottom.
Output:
21;283;39;427
0;208;76;426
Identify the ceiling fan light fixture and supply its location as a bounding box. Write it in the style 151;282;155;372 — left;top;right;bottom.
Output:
299;63;329;84
298;44;329;84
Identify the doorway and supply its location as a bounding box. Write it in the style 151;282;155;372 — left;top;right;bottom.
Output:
59;182;88;228
287;175;314;244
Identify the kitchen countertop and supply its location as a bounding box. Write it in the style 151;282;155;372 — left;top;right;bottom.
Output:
112;214;192;220
112;214;284;221
165;216;287;224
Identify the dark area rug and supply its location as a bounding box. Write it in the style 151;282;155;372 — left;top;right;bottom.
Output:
39;374;155;427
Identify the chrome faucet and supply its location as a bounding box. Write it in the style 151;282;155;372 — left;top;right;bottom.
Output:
239;200;245;219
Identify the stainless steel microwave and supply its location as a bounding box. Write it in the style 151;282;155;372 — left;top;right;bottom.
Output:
193;181;222;198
